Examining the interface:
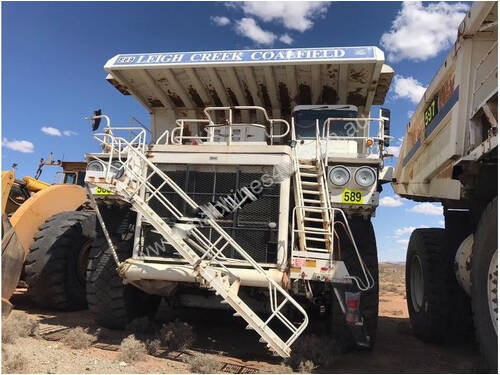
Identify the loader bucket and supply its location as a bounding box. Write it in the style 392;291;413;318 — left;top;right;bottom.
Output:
1;216;26;318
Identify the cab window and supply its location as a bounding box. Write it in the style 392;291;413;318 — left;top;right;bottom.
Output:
294;108;359;138
77;172;86;186
63;173;76;184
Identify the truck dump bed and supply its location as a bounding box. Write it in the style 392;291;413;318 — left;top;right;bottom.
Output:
104;46;393;139
393;2;497;201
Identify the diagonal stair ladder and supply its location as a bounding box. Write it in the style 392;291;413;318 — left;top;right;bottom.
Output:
91;129;308;358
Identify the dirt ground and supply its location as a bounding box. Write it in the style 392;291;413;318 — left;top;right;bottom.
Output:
3;263;482;374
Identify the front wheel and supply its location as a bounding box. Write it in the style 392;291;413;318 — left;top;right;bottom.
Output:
86;234;161;329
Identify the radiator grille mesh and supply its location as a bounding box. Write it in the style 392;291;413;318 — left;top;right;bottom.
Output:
143;165;281;263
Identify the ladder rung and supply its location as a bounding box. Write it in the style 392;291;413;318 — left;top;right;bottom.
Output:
305;237;327;242
304;226;329;233
305;246;330;252
300;172;318;178
299;164;316;169
302;190;320;195
301;181;319;186
303;217;324;222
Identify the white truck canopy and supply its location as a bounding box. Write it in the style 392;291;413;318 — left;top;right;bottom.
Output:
104;46;393;123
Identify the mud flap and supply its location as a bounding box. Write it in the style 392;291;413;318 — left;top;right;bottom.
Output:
2;216;26;318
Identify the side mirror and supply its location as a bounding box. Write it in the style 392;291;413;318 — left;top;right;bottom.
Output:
91;109;102;131
380;108;390;147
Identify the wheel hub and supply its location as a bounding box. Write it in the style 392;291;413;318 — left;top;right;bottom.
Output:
487;249;498;335
411;254;424;312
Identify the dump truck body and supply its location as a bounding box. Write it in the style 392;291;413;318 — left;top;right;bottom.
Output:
393;2;497;371
85;45;394;356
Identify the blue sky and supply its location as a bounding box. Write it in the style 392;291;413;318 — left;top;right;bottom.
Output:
2;1;471;261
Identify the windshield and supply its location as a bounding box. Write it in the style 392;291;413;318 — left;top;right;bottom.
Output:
294;108;359;138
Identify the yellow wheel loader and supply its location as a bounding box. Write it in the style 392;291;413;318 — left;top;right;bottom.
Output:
1;160;94;317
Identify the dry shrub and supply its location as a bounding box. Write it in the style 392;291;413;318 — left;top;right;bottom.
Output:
288;335;337;370
119;334;147;362
159;320;195;352
144;338;161;355
2;313;38;344
298;360;315;373
186;354;220;374
2;346;27;373
62;327;96;349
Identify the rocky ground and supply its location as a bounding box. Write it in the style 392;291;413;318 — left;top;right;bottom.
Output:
2;263;482;373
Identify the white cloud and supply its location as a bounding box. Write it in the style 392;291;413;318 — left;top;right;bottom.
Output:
41;126;62;137
235;18;276;45
386;145;401;158
2;138;34;153
396;239;409;247
407;110;414;119
392;75;427;104
63;130;78;136
279;33;294;45
380;2;469;62
211;16;231;26
394;226;416;237
379;195;405;207
394;225;428;237
438;219;445;226
407;202;443;216
237;2;330;32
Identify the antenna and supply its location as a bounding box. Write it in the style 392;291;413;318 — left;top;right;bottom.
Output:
130;116;151;134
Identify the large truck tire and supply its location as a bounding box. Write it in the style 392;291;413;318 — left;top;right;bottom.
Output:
331;216;379;350
86;234;161;329
471;197;497;372
406;228;471;343
24;211;96;310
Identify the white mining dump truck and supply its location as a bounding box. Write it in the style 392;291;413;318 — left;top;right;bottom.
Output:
393;2;498;371
83;45;394;358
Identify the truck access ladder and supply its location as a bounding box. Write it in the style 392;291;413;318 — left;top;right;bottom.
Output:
292;122;333;257
90;128;308;358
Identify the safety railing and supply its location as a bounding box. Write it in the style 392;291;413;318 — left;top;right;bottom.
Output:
169;106;290;145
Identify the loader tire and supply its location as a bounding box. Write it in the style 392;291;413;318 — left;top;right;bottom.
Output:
471;198;497;372
24;211;96;310
331;216;379;350
406;228;465;343
86;234;161;329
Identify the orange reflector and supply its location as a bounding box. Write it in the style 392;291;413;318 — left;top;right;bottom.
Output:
366;138;374;147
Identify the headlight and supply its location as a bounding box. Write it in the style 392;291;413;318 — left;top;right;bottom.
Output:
111;160;124;179
329;166;350;186
87;160;104;172
355;167;376;187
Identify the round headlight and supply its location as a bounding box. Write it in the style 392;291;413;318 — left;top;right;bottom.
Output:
111;160;124;179
355;167;376;187
329;166;350;186
87;160;104;172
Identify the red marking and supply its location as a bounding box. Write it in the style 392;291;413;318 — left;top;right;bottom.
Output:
347;299;359;309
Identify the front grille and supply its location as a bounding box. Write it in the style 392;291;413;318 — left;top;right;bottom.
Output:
142;164;281;263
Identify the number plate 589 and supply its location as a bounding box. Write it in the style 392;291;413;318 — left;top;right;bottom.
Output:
342;189;363;204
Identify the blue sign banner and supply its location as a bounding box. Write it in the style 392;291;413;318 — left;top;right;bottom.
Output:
112;47;375;66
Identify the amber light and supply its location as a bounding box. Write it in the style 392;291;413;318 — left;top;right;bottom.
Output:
366;138;374;147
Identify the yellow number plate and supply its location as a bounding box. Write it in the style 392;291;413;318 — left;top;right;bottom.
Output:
95;187;113;195
342;189;364;204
